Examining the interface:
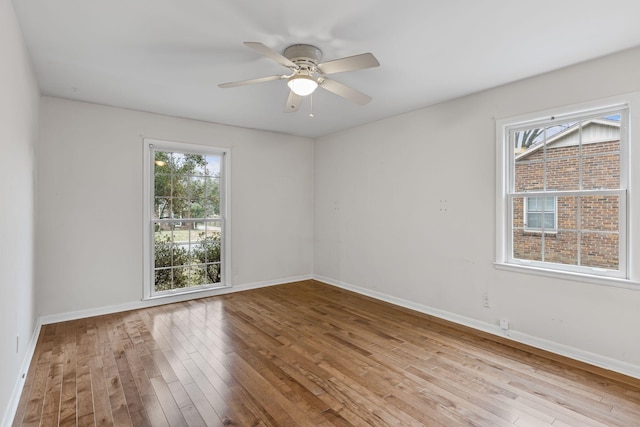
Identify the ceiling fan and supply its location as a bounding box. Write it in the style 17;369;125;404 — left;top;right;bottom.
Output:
219;42;380;112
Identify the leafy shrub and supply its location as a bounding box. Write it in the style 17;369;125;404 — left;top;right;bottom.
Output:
154;231;221;291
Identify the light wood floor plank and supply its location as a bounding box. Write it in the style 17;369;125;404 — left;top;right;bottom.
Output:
12;280;640;426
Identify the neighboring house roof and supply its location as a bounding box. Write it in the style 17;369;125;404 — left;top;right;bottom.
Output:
515;118;620;161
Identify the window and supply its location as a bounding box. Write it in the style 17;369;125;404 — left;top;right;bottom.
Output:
143;139;229;298
497;102;630;280
524;196;556;231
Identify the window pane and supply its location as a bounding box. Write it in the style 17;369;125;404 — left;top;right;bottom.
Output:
205;155;221;176
173;198;190;220
515;159;544;191
527;212;555;229
189;265;206;286
544;197;555;210
581;232;619;269
154;197;170;219
582;149;620;190
557;196;577;232
582;114;621;190
189;176;205;204
154;151;172;173
513;196;524;229
204;177;220;218
544;231;578;266
193;221;221;264
172;173;189;200
547;157;579;190
154;236;173;268
154;173;172;198
172;266;189;289
581;195;619;232
189;176;206;219
154;268;172;292
528;212;542;228
514;127;544;154
153;224;173;268
186;154;207;176
527;197;541;212
205;264;221;284
190;226;205;263
513;229;542;261
172;241;189;266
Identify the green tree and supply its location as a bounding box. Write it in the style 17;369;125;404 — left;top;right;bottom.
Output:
154;151;214;223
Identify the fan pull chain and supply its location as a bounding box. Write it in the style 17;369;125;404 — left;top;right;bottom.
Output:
309;94;314;118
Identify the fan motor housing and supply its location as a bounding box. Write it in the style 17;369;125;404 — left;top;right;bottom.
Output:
283;44;322;69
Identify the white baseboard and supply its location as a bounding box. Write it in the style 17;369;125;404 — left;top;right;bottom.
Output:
2;318;43;427
313;274;640;380
40;274;313;325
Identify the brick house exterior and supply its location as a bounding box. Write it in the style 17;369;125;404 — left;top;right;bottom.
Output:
513;118;620;269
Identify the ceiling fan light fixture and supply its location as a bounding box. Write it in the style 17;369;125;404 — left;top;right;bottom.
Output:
287;75;318;96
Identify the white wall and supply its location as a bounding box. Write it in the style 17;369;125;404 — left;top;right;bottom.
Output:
36;97;314;317
0;0;40;424
314;47;640;372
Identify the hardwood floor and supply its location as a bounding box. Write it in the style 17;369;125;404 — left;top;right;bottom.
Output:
12;280;640;426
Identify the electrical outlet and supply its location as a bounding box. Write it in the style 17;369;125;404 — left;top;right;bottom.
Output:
482;292;490;308
500;319;509;330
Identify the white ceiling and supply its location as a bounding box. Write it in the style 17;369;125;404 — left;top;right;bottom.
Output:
12;0;640;138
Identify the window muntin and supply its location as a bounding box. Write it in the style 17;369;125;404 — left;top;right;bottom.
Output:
145;140;229;298
505;107;627;278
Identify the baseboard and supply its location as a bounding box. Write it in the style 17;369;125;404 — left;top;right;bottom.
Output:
1;318;43;427
313;274;640;381
40;274;313;325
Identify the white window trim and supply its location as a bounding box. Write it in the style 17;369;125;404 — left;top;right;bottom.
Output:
142;138;231;300
495;93;640;288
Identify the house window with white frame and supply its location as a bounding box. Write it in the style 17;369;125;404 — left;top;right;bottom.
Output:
524;196;556;232
497;104;629;279
144;139;229;298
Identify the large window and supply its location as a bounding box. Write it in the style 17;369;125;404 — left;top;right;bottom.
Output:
144;139;229;298
497;103;629;280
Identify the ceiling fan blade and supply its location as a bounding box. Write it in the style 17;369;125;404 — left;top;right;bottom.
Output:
317;53;379;75
319;78;372;105
244;42;297;69
285;91;302;112
218;75;283;88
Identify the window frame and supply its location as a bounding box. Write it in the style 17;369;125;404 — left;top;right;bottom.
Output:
143;138;231;300
495;95;639;287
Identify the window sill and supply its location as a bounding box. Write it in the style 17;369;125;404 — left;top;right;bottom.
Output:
493;262;640;290
521;229;558;236
143;284;231;302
